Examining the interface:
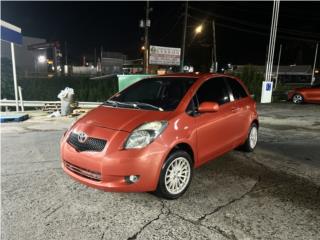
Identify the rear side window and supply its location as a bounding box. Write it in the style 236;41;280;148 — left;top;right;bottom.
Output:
196;78;230;105
227;78;248;100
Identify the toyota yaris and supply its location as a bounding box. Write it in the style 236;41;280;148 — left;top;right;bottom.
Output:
61;73;258;199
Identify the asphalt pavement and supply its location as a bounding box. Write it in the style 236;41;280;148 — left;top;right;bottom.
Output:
1;103;320;240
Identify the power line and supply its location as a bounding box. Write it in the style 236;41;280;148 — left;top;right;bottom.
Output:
151;4;183;29
158;14;184;43
188;6;320;39
189;6;270;30
209;2;320;21
278;28;320;39
188;14;320;43
218;22;319;42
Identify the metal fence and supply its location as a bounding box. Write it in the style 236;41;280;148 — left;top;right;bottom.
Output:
0;100;101;109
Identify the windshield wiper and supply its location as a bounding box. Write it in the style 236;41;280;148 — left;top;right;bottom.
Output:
104;100;120;107
124;101;163;111
104;100;140;109
104;100;163;111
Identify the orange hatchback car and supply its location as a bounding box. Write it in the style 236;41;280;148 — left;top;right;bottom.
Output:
288;83;320;104
61;73;259;199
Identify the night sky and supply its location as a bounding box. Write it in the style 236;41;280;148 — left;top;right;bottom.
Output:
2;1;320;70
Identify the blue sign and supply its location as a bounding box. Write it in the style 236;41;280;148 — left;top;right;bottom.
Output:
0;20;22;45
266;83;272;91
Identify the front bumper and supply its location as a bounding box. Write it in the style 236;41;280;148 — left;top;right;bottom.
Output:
61;129;168;192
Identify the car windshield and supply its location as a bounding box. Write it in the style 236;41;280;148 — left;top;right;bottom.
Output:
105;77;197;111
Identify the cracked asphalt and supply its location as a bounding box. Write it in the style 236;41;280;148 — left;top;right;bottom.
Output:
1;103;320;240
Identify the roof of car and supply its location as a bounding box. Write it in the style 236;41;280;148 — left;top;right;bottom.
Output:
157;72;219;78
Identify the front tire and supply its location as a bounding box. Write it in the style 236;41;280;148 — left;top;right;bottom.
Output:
241;123;258;152
292;94;303;104
155;150;193;199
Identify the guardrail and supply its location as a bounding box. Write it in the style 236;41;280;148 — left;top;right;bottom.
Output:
0;100;102;108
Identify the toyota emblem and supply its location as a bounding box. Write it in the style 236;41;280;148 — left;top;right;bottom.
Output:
78;132;88;143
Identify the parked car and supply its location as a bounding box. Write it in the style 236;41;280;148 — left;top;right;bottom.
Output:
60;73;259;199
287;83;320;104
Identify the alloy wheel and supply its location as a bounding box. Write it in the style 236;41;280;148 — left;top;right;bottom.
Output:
249;126;258;149
293;94;303;104
164;157;191;195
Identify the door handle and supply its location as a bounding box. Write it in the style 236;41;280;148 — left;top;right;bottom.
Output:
231;107;240;112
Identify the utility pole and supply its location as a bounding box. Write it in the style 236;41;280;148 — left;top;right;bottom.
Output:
180;1;188;72
265;0;280;82
64;41;68;65
100;45;103;62
53;45;58;74
311;42;318;85
274;44;282;89
261;0;280;103
211;19;217;72
94;48;97;67
144;0;150;74
64;41;68;75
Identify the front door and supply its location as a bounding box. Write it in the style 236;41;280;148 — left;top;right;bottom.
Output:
194;77;236;164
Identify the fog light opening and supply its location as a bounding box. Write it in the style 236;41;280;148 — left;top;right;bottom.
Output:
125;175;140;184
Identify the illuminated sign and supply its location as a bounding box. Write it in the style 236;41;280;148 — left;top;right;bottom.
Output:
149;45;181;66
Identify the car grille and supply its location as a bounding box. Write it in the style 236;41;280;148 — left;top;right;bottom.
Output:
64;161;101;181
67;132;106;152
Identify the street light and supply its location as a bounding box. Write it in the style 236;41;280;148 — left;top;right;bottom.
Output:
195;24;203;34
38;55;46;63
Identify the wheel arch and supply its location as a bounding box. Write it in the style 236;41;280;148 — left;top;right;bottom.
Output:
167;142;195;167
293;91;305;100
252;119;259;129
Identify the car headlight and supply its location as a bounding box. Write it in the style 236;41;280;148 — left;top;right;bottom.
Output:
124;121;168;149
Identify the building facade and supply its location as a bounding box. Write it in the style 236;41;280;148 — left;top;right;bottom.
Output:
1;36;48;76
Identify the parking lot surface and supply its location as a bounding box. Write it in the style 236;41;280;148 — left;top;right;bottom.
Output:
1;103;320;240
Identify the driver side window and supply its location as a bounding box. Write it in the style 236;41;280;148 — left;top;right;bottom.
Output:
186;78;230;115
196;78;230;106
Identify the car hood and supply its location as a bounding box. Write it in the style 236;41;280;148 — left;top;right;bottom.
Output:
78;105;173;132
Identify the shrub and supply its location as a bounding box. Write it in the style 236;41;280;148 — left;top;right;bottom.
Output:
234;65;264;100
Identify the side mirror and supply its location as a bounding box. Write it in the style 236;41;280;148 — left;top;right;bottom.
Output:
198;101;219;113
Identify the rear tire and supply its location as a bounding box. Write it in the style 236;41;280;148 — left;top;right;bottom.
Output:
292;94;303;104
241;123;258;152
155;150;193;200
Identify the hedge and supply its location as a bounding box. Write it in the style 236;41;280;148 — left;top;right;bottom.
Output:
1;58;15;99
18;76;118;101
1;58;118;101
